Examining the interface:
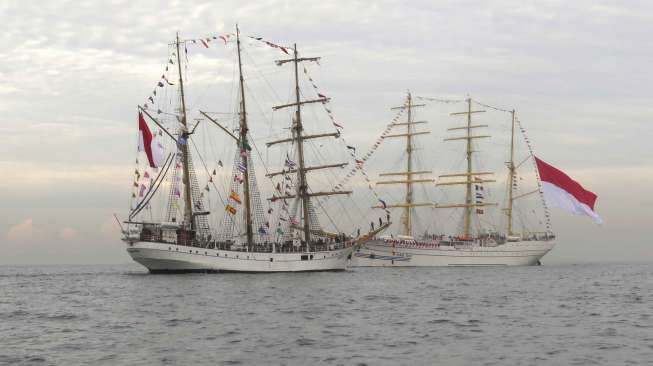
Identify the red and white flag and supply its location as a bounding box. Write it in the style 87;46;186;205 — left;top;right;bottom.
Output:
138;112;165;168
535;156;602;224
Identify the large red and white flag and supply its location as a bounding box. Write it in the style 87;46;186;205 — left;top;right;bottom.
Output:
535;156;602;224
138;112;165;168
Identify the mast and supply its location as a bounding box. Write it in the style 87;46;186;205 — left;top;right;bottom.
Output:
405;93;414;236
464;98;473;236
377;92;433;237
506;109;516;236
292;44;312;247
436;98;496;238
175;32;194;231
235;25;254;246
271;45;350;249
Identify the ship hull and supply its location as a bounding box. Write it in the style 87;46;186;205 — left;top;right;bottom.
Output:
126;241;354;273
350;239;555;267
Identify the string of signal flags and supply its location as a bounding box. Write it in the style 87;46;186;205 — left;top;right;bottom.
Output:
141;32;294;112
138;31;551;226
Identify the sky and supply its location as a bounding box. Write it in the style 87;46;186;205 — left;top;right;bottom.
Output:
1;0;652;265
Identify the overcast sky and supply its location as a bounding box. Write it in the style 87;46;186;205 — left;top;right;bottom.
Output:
1;0;652;265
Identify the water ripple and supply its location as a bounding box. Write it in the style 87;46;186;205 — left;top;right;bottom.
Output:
0;263;651;365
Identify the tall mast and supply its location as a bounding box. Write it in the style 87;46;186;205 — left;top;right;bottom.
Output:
376;92;432;237
506;109;516;236
175;32;194;230
270;45;351;249
464;98;473;236
235;25;254;246
436;98;495;238
292;44;312;246
404;93;414;236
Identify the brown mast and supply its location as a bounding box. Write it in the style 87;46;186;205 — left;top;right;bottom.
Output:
235;25;254;247
377;92;432;237
464;98;473;236
405;93;414;235
175;32;194;231
436;97;495;238
271;44;350;250
506;109;516;236
291;44;312;246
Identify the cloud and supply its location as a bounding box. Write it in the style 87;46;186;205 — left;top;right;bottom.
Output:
5;218;44;242
0;161;131;190
58;227;79;240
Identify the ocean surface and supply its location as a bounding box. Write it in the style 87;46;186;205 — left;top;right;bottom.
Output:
1;263;651;366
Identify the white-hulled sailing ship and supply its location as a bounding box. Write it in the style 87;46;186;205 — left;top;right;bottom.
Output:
122;28;387;273
352;93;555;267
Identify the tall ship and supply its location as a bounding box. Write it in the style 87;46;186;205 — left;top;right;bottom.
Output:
122;28;386;272
352;92;556;267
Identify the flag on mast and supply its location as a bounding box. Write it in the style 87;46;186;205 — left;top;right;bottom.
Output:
535;157;602;224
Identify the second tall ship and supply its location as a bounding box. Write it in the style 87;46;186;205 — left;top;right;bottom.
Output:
351;93;555;267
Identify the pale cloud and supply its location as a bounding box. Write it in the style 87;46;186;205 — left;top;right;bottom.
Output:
58;227;79;240
555;134;600;147
0;162;131;190
6;218;44;242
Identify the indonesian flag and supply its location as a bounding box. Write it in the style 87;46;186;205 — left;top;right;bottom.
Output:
535;156;602;224
138;112;165;168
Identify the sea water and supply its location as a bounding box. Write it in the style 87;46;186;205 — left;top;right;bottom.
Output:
1;263;651;365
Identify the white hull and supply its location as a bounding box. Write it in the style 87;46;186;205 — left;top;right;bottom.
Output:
126;241;355;273
351;239;555;267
